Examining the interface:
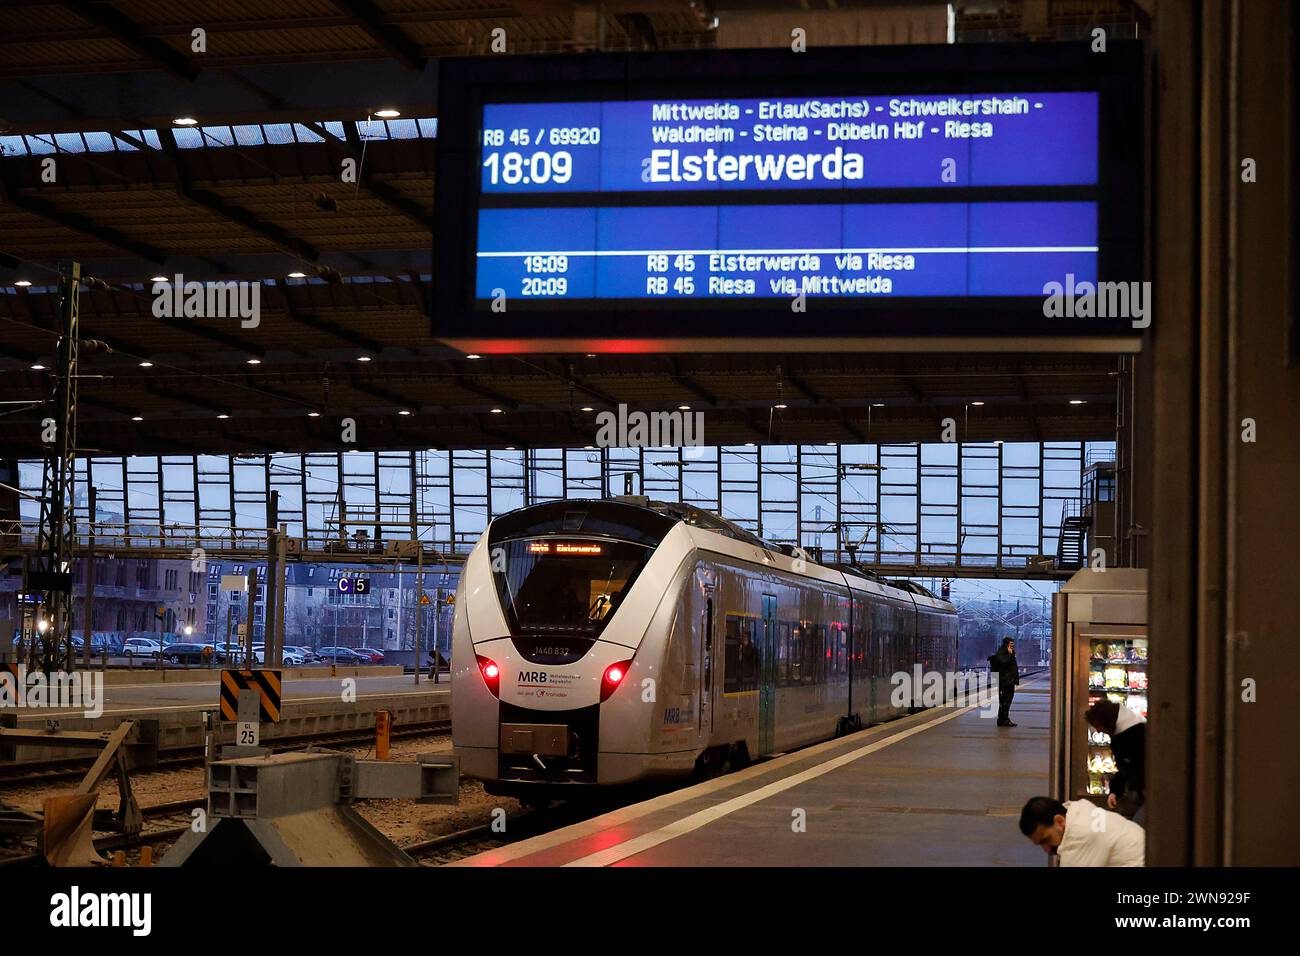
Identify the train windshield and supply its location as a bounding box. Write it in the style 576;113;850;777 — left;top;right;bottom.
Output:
493;537;652;635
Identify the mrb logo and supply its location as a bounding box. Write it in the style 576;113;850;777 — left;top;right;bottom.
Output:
518;671;547;683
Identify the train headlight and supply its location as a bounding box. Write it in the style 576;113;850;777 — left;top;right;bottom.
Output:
477;655;501;698
600;659;633;702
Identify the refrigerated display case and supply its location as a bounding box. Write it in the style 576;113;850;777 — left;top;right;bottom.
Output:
1050;568;1148;803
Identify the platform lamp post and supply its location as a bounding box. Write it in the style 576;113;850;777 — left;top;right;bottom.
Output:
413;541;423;685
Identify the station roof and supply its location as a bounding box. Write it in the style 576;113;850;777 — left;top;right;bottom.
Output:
0;0;1137;456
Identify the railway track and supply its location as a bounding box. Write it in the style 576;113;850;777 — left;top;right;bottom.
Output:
0;720;452;789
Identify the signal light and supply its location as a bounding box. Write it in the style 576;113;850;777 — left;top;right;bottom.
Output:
477;655;501;698
600;659;633;702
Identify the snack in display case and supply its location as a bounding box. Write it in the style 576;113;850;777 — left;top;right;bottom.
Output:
1104;665;1127;689
1107;641;1128;661
1091;640;1107;661
1088;727;1111;746
1127;695;1148;718
1131;639;1149;662
1089;667;1105;690
1088;776;1107;795
1128;668;1147;690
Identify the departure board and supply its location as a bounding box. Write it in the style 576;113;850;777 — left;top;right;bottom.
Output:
433;45;1142;343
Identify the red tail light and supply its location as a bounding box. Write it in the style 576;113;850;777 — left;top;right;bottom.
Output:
600;659;633;702
477;655;500;698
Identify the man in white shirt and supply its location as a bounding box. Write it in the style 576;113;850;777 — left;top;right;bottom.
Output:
1019;796;1145;866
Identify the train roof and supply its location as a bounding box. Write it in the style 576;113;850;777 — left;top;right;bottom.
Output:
488;497;955;611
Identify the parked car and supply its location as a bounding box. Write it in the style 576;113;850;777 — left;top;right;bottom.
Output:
123;638;162;658
216;645;263;666
352;647;385;664
283;645;317;663
161;642;213;665
251;645;304;666
316;646;368;664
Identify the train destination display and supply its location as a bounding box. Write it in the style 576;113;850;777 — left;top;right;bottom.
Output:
475;92;1100;305
480;93;1098;193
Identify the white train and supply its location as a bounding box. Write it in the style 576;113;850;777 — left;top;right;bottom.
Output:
451;497;958;803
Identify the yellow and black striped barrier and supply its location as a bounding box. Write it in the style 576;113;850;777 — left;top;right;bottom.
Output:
218;669;282;722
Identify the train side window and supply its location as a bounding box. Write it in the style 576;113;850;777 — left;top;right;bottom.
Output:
788;623;803;686
724;615;758;694
703;598;713;694
778;621;793;686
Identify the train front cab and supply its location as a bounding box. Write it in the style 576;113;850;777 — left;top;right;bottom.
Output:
451;500;693;799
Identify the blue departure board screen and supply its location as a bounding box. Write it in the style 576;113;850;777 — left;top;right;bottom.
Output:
480;93;1098;194
433;45;1142;342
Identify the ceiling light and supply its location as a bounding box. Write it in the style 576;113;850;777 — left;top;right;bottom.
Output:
678;404;691;411
398;409;412;416
774;403;788;410
173;116;199;126
506;445;516;450
465;353;481;360
584;445;595;450
490;407;503;414
217;414;230;420
828;441;838;446
374;108;401;119
150;275;168;283
131;416;143;422
356;355;372;363
580;406;594;412
246;358;261;365
30;363;46;370
994;440;1004;445
288;271;307;279
970;401;985;406
138;361;153;368
307;411;320;418
871;402;885;408
14;280;32;287
1069;399;1086;405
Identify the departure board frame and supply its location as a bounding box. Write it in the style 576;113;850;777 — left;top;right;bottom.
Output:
432;42;1143;349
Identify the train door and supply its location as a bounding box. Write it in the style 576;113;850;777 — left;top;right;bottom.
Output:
759;593;777;755
699;591;714;738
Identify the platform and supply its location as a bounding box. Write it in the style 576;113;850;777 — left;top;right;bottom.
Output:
456;680;1049;867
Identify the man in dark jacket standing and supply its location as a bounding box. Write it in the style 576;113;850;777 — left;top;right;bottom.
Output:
989;637;1020;727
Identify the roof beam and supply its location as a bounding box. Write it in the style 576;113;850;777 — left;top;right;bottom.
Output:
0;167;167;264
77;393;141;418
160;129;319;263
154;316;266;357
336;123;434;230
348;376;420;411
61;1;199;82
0;60;439;134
142;384;229;415
328;0;428;71
453;377;519;410
272;282;387;356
